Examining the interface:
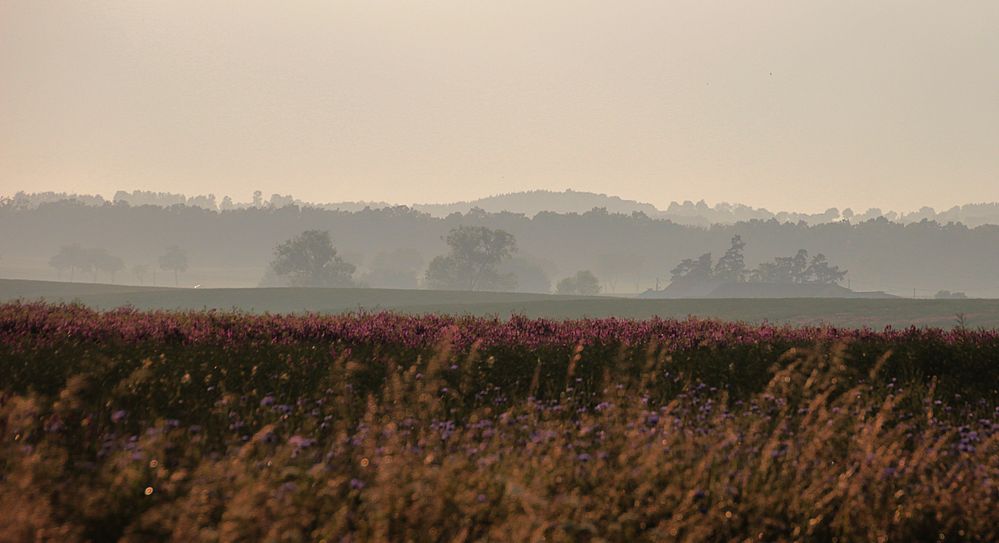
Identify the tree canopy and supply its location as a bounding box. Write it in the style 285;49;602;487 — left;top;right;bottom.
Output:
159;246;189;286
425;226;517;291
270;230;355;287
671;237;847;286
49;244;125;283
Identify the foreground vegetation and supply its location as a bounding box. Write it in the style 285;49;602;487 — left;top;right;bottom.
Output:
1;303;997;541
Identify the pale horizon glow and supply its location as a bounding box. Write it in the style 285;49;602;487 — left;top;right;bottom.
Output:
1;1;997;214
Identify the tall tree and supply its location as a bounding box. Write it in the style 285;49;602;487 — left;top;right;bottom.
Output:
90;248;124;283
49;244;84;281
806;253;847;284
714;235;747;282
271;230;355;287
790;249;810;283
159;246;189;287
425;226;517;291
670;253;713;281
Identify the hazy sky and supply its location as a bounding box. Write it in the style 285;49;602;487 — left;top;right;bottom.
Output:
1;1;997;212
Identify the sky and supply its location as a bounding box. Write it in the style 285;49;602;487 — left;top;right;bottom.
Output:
1;1;997;213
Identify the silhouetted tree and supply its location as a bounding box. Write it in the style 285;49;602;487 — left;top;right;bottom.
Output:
670;253;713;281
271;230;355;287
49;244;85;281
790;249;809;283
714;235;746;281
425;226;517;291
159;246;188;287
556;270;601;295
91;249;124;283
49;245;124;283
805;253;847;284
752;249;846;284
753;249;809;284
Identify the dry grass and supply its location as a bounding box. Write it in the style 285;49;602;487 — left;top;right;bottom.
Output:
1;338;995;542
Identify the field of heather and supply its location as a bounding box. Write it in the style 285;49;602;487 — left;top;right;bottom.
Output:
1;302;997;541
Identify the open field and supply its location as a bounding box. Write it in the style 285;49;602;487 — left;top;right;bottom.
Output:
1;303;996;540
3;278;999;329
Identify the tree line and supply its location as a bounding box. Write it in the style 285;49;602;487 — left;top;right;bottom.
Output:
11;189;999;227
670;236;847;286
264;227;602;295
48;244;188;286
6;200;998;295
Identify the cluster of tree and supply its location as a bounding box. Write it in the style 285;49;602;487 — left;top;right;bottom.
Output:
263;227;557;293
9;200;999;295
48;245;188;286
269;230;356;287
265;227;557;294
934;290;968;300
157;246;189;286
425;226;518;291
555;270;601;295
49;245;125;283
670;236;847;285
751;250;847;285
4;191;108;209
3;190;310;213
112;190;300;212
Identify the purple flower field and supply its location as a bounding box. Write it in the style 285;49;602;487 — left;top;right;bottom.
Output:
0;302;996;541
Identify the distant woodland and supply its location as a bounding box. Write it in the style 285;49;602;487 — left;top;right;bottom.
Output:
2;195;999;297
10;189;999;227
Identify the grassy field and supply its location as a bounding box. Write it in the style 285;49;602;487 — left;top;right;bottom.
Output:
1;304;996;540
3;278;999;328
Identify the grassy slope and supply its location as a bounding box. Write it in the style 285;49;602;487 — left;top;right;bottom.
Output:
2;278;997;328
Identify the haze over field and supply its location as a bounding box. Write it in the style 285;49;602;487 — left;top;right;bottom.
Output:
2;1;998;212
2;2;999;300
4;196;999;299
3;4;999;540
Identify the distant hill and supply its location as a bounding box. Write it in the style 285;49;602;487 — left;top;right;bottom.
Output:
410;189;662;218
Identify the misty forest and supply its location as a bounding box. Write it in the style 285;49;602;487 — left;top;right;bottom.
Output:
2;190;998;299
